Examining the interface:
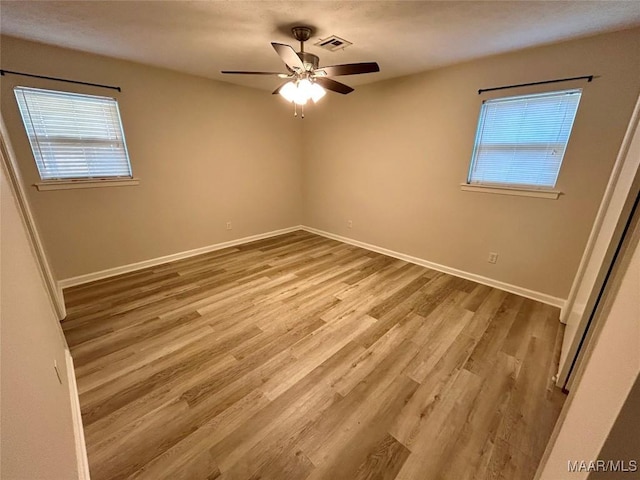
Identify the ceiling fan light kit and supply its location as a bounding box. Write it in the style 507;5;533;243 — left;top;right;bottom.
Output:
279;78;326;105
221;25;379;118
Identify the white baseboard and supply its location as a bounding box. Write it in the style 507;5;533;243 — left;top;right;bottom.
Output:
59;223;566;310
301;225;566;310
58;226;303;289
559;308;568;324
65;350;90;480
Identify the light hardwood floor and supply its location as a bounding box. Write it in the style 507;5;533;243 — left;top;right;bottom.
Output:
62;230;566;480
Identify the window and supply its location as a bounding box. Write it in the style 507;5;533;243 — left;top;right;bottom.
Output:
467;89;582;190
14;86;133;183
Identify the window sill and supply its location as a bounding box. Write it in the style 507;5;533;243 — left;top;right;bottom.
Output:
35;178;140;191
460;183;561;199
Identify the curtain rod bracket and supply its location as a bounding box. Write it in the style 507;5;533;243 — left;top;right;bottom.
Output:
0;69;121;92
478;75;594;95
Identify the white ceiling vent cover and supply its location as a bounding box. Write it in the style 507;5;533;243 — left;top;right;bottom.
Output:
315;35;353;52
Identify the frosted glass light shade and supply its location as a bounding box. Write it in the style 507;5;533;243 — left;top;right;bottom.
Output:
278;79;326;105
279;82;297;103
294;79;312;105
310;83;326;103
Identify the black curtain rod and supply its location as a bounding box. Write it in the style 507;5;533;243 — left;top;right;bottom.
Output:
478;75;593;95
0;69;121;92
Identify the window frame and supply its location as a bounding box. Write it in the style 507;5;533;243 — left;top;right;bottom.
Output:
13;86;138;191
463;87;583;199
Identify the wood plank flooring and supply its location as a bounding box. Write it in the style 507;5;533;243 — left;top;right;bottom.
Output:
62;230;566;480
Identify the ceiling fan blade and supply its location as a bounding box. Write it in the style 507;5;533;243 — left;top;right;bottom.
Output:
271;42;305;71
272;82;288;95
314;77;354;95
316;62;380;77
221;70;287;76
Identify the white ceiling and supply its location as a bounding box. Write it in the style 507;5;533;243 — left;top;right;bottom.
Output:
1;1;640;92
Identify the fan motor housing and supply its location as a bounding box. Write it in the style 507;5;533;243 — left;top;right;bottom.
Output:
297;52;319;71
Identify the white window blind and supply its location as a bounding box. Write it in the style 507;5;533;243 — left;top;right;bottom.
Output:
14;86;132;181
468;89;582;189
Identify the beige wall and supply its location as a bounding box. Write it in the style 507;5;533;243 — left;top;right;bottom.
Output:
1;163;79;479
0;36;303;280
303;28;640;299
2;30;639;298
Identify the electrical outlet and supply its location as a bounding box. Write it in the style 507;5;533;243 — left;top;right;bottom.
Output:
488;252;498;264
347;220;353;229
226;221;232;230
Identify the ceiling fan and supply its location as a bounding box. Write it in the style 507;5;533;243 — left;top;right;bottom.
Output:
221;26;380;117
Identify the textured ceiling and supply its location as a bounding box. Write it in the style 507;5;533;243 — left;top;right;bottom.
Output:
1;1;640;92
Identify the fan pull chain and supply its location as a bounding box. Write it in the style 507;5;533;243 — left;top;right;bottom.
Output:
292;103;305;119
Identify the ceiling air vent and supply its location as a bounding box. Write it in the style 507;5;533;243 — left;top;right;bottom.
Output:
315;35;352;52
